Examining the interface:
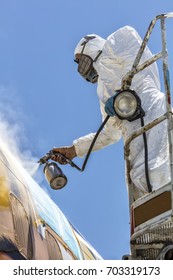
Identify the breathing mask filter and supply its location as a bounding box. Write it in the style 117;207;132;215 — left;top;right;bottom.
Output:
74;35;102;83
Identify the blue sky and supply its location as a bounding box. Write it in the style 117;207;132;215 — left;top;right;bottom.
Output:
0;0;173;260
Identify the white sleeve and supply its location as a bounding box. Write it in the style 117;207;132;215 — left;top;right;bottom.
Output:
73;101;122;157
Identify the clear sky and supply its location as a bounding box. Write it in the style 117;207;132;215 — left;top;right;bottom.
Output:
0;0;173;260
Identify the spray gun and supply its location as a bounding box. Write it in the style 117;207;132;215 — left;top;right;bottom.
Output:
38;150;81;168
38;150;55;165
38;115;110;190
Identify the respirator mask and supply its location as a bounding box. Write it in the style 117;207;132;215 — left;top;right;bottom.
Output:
74;35;102;83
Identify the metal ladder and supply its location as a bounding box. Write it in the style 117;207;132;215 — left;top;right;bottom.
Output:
122;13;173;260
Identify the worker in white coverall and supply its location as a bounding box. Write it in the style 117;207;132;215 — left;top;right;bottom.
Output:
52;26;170;200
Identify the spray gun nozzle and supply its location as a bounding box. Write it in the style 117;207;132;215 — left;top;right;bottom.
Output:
38;150;79;170
38;150;54;165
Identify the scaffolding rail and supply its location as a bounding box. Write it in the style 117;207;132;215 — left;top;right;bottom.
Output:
122;13;173;260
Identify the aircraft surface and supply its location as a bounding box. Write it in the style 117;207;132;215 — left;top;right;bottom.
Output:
0;139;102;260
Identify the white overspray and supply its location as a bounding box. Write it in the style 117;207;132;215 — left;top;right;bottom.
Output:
0;85;43;183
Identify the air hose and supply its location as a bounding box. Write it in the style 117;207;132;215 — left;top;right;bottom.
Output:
39;113;152;193
140;116;152;192
63;114;110;172
69;114;152;194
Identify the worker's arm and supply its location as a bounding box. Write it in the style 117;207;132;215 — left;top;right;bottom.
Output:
73;100;122;157
52;101;122;162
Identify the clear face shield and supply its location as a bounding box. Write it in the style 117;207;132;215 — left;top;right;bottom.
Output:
74;36;102;83
77;54;99;83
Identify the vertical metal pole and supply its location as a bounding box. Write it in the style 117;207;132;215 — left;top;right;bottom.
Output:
121;15;163;90
160;18;173;188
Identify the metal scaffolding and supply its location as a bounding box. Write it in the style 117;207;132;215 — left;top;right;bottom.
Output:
122;13;173;260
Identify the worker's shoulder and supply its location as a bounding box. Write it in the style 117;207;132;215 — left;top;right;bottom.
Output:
117;25;136;32
107;25;137;41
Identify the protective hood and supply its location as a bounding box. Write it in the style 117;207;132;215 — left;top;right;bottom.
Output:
74;34;106;61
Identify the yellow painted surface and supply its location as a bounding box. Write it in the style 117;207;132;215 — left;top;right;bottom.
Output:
0;176;10;207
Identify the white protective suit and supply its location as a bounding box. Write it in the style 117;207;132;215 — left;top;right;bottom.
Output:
73;26;170;199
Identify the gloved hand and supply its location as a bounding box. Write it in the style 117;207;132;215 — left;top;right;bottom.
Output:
105;95;116;117
51;145;77;165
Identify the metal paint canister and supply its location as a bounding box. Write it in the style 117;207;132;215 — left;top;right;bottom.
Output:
43;162;67;190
